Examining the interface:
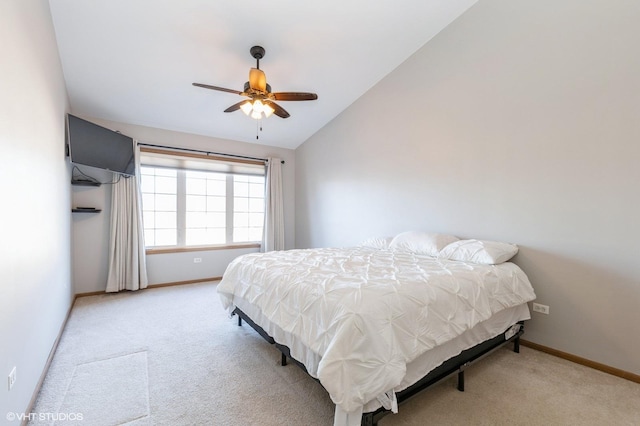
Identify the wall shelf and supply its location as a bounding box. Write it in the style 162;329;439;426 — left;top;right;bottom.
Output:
71;179;101;187
72;208;101;213
72;178;101;213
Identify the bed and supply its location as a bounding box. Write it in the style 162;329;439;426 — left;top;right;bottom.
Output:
216;233;537;426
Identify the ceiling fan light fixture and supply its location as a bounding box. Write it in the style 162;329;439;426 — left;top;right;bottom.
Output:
240;101;253;115
239;99;276;120
263;103;275;118
253;99;264;113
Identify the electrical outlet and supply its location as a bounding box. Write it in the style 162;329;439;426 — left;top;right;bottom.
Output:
8;366;16;391
532;303;550;315
193;257;202;263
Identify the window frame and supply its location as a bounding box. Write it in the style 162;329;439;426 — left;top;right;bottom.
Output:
139;147;266;252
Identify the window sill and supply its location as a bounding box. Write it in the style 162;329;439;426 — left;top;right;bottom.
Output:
146;243;261;255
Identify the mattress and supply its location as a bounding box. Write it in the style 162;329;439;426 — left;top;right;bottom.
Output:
217;246;536;422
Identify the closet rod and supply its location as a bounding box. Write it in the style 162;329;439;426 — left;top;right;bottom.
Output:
137;142;285;164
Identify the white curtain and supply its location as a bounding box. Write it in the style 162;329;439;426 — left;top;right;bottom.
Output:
106;144;148;292
262;157;285;252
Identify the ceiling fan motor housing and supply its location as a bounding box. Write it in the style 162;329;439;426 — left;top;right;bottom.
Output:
244;81;271;93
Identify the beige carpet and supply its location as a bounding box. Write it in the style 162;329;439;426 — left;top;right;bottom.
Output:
55;352;149;425
29;282;639;425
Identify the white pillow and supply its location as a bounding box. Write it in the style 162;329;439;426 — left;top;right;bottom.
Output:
439;239;518;264
389;231;459;256
359;236;393;249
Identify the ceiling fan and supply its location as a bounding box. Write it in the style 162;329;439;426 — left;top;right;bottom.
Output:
193;46;318;120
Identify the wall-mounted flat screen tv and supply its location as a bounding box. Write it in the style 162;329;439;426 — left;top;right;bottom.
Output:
67;114;135;176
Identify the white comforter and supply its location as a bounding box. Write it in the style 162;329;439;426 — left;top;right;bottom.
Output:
217;247;536;416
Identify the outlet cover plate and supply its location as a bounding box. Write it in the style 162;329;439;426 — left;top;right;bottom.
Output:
532;303;550;315
8;366;16;390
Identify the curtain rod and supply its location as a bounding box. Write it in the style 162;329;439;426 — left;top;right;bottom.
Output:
137;142;285;164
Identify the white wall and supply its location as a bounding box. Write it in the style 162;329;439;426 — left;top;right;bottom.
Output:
296;0;640;375
71;167;112;294
0;0;72;421
72;119;295;294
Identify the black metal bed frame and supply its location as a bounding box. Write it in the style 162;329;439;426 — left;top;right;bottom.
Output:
232;308;524;426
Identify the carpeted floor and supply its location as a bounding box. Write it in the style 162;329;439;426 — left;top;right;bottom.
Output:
29;282;639;425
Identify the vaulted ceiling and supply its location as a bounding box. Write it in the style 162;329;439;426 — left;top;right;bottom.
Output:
49;0;477;149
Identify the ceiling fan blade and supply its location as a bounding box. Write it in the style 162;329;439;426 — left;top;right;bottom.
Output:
272;92;318;101
224;100;250;113
193;82;241;95
249;68;267;92
267;101;290;119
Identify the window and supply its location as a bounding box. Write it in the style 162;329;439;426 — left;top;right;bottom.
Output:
140;168;177;247
233;175;266;243
140;150;265;249
185;170;227;245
